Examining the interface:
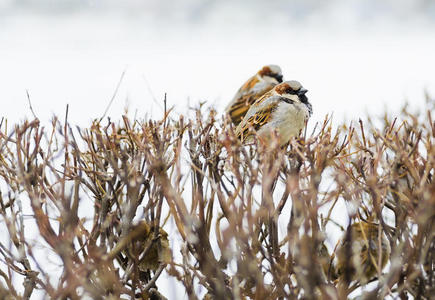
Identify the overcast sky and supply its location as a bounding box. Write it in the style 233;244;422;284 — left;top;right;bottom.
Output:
1;0;434;128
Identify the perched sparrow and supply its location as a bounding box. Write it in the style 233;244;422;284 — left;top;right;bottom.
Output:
235;80;312;146
109;221;171;274
336;222;390;283
226;65;283;126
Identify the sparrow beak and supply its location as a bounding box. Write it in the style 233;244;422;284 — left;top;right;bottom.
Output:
298;88;308;96
275;74;284;83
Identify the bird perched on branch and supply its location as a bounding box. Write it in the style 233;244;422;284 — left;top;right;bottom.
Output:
226;65;283;126
235;80;312;146
336;221;390;283
108;221;171;276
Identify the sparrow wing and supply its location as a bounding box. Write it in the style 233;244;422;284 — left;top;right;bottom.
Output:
226;77;276;126
235;94;280;142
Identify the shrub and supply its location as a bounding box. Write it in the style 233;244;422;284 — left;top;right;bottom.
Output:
0;97;433;299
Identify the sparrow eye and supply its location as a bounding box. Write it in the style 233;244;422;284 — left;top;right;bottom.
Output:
286;88;297;95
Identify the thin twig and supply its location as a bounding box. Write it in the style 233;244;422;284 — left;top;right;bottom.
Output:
26;90;38;120
99;68;127;122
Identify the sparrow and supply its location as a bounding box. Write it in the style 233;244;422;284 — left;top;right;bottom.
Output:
336;221;390;283
108;221;171;278
235;80;312;146
226;65;283;126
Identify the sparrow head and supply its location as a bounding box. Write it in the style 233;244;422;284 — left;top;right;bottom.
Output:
274;81;312;115
258;65;283;83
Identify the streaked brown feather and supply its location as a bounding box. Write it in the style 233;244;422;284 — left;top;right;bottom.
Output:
236;100;278;142
240;75;260;91
227;76;275;125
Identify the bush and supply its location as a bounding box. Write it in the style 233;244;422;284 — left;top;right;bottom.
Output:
0;97;433;299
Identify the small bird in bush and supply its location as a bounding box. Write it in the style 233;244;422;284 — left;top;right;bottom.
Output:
226;65;283;126
336;221;390;283
235;80;312;146
109;221;171;276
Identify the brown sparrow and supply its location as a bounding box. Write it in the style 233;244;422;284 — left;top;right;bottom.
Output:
336;221;390;283
235;80;312;146
226;65;283;126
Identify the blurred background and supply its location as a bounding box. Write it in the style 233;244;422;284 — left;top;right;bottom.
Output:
1;0;435;127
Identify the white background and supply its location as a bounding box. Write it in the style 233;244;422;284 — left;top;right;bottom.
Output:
1;1;434;127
